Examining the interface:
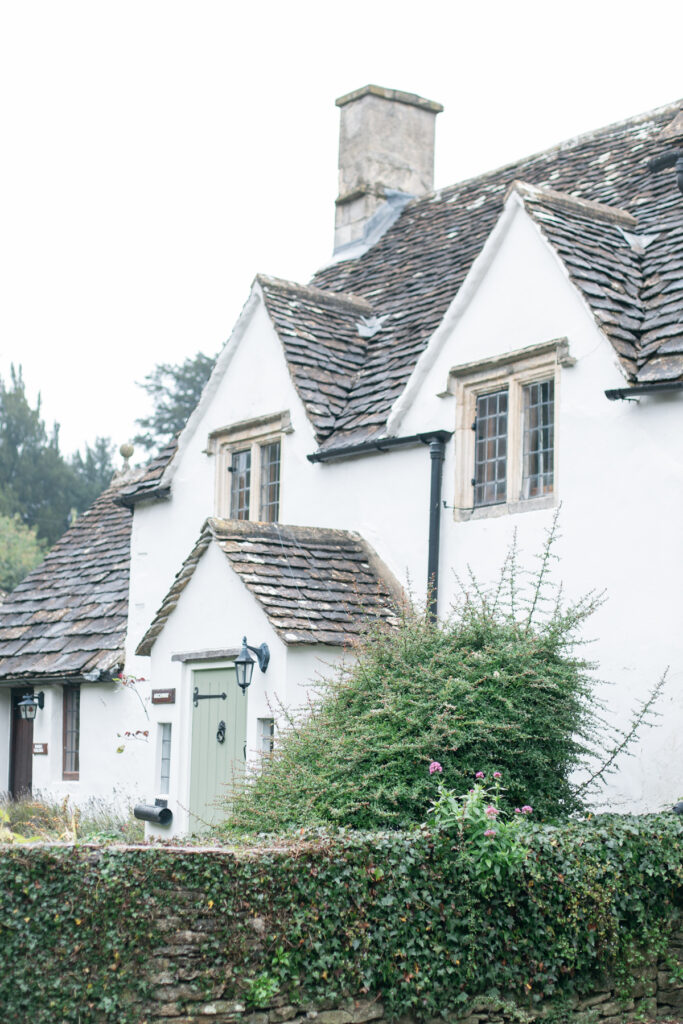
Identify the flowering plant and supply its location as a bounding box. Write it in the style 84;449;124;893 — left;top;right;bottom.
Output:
426;768;531;887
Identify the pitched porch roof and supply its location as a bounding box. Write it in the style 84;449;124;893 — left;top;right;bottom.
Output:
137;518;403;655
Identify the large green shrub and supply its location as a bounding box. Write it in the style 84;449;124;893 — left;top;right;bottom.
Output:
228;525;662;831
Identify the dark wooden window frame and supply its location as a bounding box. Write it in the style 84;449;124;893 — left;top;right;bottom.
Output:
62;684;80;780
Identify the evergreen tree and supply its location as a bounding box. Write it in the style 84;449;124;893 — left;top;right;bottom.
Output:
133;351;217;451
70;437;116;512
0;367;115;553
0;514;45;593
0;366;74;545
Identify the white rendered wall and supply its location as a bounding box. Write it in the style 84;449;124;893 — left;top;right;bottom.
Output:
29;681;150;813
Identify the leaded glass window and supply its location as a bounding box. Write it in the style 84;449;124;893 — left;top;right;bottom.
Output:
62;685;80;779
259;441;280;522
522;380;554;498
229;449;251;520
473;389;508;507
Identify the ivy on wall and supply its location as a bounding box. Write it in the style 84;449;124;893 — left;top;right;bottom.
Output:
0;814;681;1023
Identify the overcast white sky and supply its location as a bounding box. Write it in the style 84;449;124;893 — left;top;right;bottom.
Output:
1;1;682;458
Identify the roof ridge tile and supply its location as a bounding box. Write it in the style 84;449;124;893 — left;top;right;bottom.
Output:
257;274;372;313
508;180;638;228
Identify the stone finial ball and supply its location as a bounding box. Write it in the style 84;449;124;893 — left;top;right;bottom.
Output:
120;443;134;459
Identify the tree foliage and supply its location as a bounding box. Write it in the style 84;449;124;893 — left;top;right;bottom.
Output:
0;366;115;556
228;522;663;831
0;515;45;592
133;350;217;451
70;436;116;512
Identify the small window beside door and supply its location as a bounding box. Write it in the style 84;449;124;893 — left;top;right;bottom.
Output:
257;717;275;755
159;723;172;794
62;685;80;780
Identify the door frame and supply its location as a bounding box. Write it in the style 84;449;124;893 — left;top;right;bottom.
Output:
188;662;247;829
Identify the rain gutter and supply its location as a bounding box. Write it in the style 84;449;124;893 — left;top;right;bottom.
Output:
605;382;683;401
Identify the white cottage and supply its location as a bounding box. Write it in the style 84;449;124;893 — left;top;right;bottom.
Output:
0;477;149;809
3;85;683;828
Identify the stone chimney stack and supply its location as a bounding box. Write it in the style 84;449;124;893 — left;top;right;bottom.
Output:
334;85;443;255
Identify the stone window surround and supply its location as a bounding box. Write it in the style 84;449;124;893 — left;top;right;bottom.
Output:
448;339;574;522
206;410;293;522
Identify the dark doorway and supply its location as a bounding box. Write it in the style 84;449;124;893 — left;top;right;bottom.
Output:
9;688;33;797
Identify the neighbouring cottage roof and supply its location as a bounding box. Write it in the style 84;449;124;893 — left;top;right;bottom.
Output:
137;518;403;655
261;98;681;450
0;482;134;682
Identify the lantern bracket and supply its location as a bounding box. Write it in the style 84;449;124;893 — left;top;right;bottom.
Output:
246;642;270;673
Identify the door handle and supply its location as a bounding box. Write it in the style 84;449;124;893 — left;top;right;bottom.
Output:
216;720;226;744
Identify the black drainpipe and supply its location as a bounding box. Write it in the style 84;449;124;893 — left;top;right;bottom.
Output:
426;436;446;621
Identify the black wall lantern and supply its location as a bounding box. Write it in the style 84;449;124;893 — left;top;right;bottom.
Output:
17;692;44;720
234;636;270;694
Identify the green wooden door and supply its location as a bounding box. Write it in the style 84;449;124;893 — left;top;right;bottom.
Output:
189;667;247;829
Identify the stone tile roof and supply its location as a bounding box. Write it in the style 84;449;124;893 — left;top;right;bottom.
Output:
137;518;403;654
0;483;133;681
115;435;178;507
286;98;683;448
510;183;645;380
258;276;371;440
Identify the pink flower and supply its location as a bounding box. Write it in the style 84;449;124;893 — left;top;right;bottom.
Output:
475;771;485;779
429;761;443;774
521;805;533;814
485;805;499;817
484;829;496;837
514;808;521;814
493;771;502;779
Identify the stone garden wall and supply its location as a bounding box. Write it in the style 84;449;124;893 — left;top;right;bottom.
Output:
2;822;681;1024
144;895;683;1024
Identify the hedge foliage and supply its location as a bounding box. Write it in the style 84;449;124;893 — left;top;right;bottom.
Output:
1;814;681;1022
